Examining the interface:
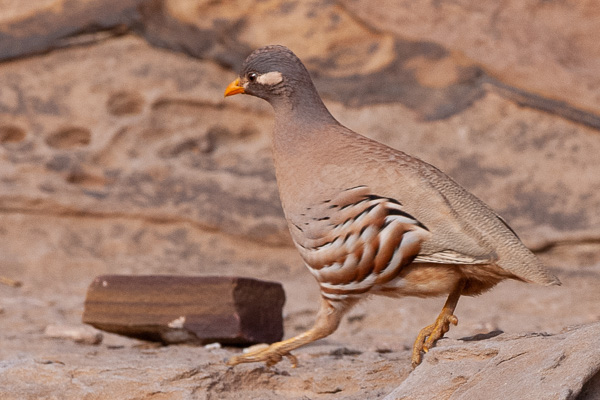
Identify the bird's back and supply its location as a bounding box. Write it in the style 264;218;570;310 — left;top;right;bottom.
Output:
273;122;559;287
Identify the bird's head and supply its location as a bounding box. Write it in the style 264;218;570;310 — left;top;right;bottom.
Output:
224;45;313;103
224;45;335;124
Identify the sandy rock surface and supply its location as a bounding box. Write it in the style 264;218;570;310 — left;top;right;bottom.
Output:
1;1;599;399
385;323;600;400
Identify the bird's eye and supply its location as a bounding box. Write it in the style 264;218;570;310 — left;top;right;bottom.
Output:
247;72;258;82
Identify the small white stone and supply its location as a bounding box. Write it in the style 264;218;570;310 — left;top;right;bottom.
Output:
167;316;186;329
204;342;222;350
44;324;103;345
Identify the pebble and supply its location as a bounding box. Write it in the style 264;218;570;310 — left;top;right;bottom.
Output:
44;324;103;345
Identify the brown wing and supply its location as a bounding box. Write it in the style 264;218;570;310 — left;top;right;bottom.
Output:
292;186;433;301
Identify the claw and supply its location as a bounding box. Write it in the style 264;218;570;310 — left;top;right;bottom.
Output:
411;281;465;368
284;353;298;367
411;314;458;368
227;343;297;368
225;298;352;369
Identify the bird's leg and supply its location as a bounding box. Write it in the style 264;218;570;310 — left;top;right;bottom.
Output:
411;280;465;368
227;296;355;368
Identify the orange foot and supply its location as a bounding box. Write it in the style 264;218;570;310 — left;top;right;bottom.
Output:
227;343;298;368
411;309;459;368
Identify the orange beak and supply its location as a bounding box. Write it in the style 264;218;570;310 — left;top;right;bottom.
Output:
224;78;245;97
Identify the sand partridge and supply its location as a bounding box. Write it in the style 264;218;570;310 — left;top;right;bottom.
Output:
224;45;560;368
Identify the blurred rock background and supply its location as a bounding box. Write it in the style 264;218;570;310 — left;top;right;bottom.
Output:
0;1;599;399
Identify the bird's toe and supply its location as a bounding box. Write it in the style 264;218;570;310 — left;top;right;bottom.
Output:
227;343;296;368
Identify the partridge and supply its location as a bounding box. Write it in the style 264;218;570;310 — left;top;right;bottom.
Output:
224;45;560;368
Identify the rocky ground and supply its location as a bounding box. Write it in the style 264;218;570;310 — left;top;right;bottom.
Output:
1;1;599;399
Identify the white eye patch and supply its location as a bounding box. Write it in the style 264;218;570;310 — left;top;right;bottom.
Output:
257;71;283;85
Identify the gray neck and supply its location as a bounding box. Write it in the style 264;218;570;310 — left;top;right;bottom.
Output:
270;87;340;183
269;78;338;131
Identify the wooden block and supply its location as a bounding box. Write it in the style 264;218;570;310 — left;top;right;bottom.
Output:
82;275;285;345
